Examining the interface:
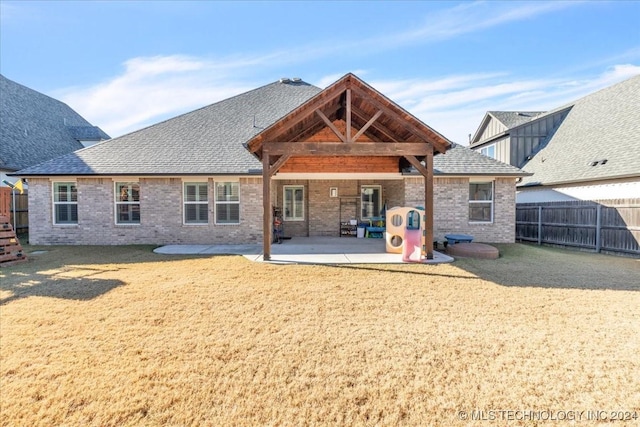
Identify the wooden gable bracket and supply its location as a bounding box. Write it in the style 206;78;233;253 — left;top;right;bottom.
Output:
315;89;384;144
269;154;291;177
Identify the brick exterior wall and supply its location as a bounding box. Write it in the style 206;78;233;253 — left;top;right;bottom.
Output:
28;177;263;245
28;176;516;245
405;176;516;243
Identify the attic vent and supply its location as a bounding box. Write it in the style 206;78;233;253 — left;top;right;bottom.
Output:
518;112;532;117
589;159;608;166
279;78;291;83
291;77;302;82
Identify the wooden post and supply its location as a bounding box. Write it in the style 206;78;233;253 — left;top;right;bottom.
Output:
537;206;542;245
424;145;434;260
262;152;271;261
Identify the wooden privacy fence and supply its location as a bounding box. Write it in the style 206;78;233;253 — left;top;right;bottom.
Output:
516;199;640;256
0;188;28;233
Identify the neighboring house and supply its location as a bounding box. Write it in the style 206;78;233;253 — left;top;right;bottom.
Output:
469;75;640;203
0;74;110;187
15;74;526;251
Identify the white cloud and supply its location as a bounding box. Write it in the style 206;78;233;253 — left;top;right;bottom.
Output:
368;65;640;145
56;55;257;137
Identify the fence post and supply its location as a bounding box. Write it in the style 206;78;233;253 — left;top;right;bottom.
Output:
595;204;602;253
537;206;542;245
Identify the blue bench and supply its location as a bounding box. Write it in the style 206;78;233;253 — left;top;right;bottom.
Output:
444;234;474;245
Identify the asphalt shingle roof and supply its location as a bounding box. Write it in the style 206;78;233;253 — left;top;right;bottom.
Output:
520;75;640;186
0;74;110;171
17;80;323;175
429;143;527;176
16;77;528;178
489;111;545;129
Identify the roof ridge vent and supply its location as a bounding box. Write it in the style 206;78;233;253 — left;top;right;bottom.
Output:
279;77;291;84
291;77;302;82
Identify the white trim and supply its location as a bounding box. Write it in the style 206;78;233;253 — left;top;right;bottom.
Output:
360;184;382;220
182;182;209;225
469;176;496;183
479;143;496;159
214;181;240;225
283;185;305;221
468;181;494;223
52;181;78;225
114;181;141;225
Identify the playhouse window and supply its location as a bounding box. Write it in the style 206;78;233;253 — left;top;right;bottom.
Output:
361;185;381;220
215;182;239;224
184;183;209;224
469;182;493;222
115;182;141;224
53;182;78;224
283;185;304;221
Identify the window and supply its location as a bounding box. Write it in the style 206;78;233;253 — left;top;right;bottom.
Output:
283;185;304;221
53;182;78;224
480;144;496;159
115;182;140;224
184;183;208;224
215;182;239;224
469;182;493;222
361;185;381;220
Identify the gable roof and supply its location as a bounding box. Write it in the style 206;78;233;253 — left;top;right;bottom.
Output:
0;74;110;171
246;73;451;158
16;74;526;179
469;111;545;147
16;80;323;176
519;74;640;187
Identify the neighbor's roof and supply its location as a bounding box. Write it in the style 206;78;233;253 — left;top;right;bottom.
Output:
16;80;323;176
469;111;545;147
520;74;640;186
489;111;545;129
408;143;529;177
0;74;110;171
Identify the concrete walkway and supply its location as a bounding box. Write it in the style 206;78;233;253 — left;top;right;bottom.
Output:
154;236;454;265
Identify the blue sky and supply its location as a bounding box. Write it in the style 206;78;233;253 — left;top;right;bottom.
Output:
1;1;639;145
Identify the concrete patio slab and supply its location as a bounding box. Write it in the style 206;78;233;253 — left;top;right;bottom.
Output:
154;237;454;264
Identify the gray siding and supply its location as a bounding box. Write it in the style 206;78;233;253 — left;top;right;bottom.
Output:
511;110;569;167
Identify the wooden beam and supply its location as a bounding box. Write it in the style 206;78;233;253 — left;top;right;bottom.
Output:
264;141;431;156
353;110;383;142
315;109;346;143
350;85;448;152
262;153;271;261
403;155;429;177
346;89;352;142
351;106;399;142
424;146;434;260
269;154;291;177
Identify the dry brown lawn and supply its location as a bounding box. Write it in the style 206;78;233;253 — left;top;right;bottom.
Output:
1;243;639;426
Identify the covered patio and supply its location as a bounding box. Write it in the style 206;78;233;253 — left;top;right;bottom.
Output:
154;236;454;264
245;73;451;261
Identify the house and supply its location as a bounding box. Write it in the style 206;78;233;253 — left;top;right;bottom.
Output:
468;75;640;203
0;74;110;187
15;74;527;256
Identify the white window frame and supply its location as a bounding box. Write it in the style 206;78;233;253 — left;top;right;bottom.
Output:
183;182;209;225
115;182;141;225
283;185;305;221
215;182;240;225
469;181;494;223
480;144;496;159
52;181;78;225
360;185;382;220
